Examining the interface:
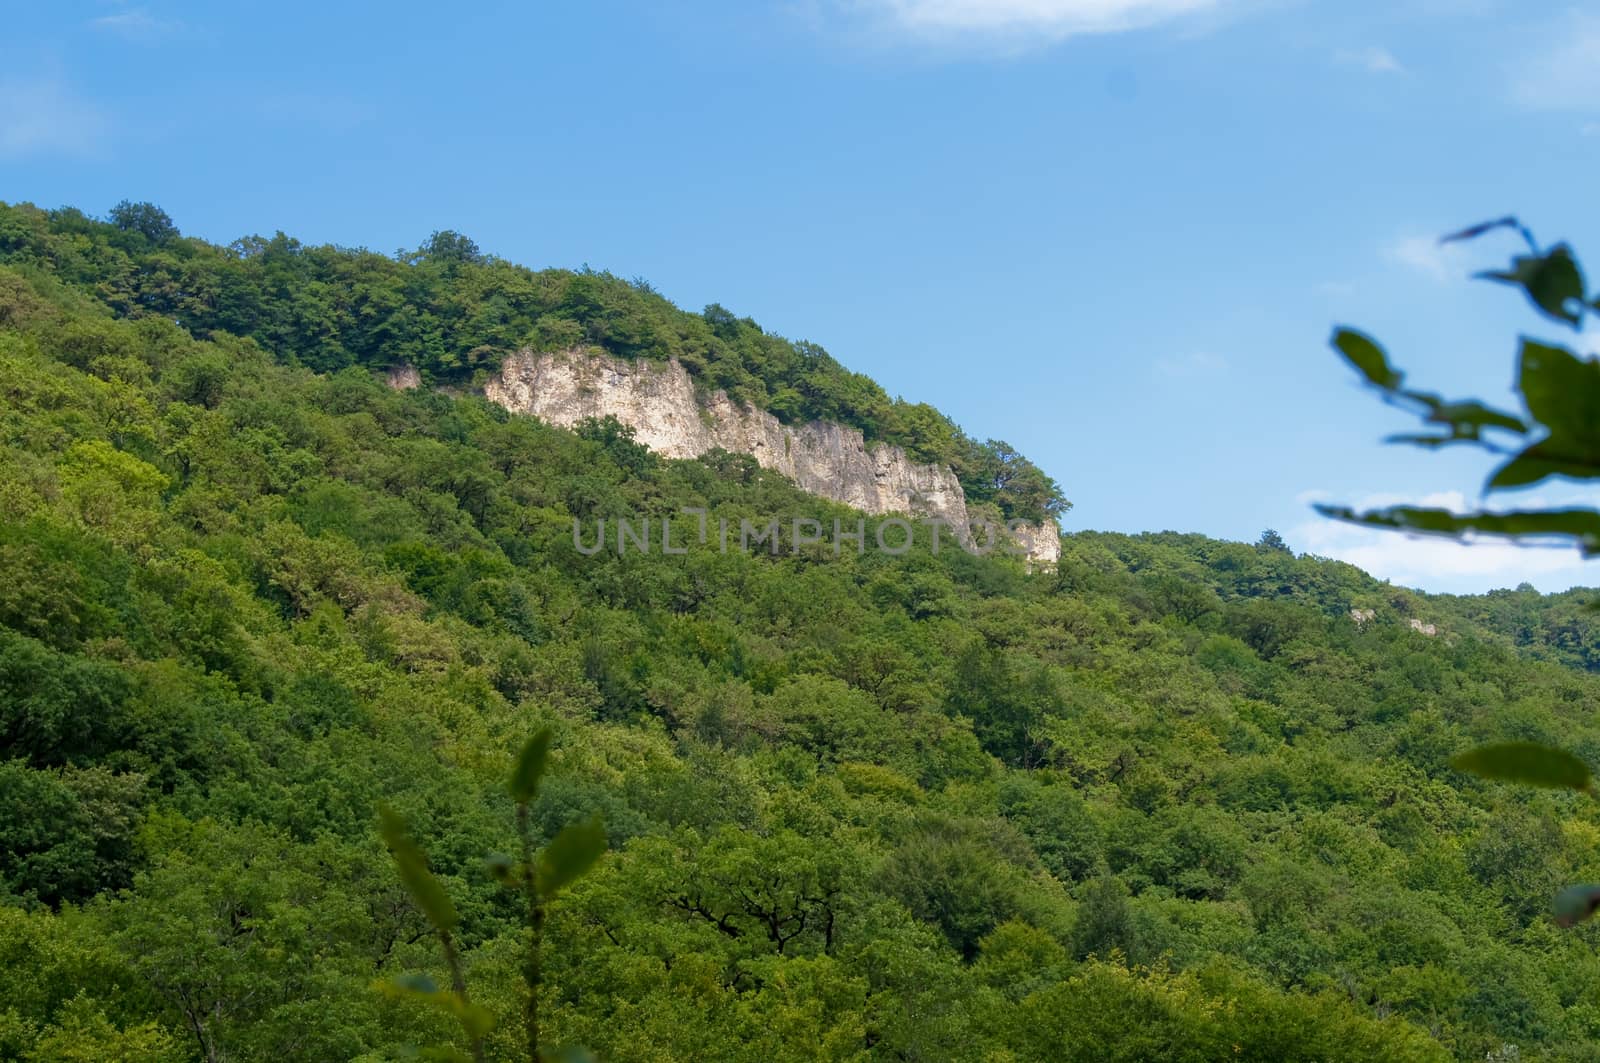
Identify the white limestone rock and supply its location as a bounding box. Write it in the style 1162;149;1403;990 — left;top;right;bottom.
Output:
484;347;1062;566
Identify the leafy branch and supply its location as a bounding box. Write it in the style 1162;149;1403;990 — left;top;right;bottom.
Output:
379;727;606;1061
1323;217;1600;554
1331;217;1600;930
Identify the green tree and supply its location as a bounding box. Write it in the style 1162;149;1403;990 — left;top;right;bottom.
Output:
1256;528;1290;553
108;201;178;245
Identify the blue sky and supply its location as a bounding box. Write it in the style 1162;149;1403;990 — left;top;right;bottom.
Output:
6;1;1600;593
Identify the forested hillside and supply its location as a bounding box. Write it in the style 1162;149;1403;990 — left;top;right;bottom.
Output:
0;202;1063;525
6;202;1600;1061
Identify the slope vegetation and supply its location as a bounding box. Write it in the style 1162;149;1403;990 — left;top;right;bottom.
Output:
3;203;1600;1061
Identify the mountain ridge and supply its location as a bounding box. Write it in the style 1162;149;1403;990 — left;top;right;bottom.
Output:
0;200;1068;527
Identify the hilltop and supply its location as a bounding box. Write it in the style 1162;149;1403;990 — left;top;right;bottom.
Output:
0;201;1066;526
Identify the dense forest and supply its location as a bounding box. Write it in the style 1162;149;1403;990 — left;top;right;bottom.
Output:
6;201;1600;1060
0;202;1064;525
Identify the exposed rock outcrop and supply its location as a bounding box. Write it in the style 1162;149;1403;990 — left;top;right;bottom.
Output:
1009;518;1062;567
387;364;422;391
483;348;1061;566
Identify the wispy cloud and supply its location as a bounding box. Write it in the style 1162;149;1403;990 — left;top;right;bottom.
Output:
840;0;1229;42
90;7;185;41
0;75;108;159
1292;489;1600;593
1509;14;1600;110
1385;233;1469;283
1334;46;1404;74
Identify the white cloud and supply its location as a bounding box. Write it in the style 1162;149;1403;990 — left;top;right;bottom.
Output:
0;75;107;159
1385;233;1469;283
846;0;1226;40
1291;489;1600;594
1510;15;1600;110
1335;46;1404;74
90;7;184;41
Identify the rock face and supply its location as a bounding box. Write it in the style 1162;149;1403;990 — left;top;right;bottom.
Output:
484;348;1061;565
387;364;422;391
1009;520;1062;567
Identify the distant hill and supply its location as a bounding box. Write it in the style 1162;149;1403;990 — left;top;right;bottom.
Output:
0;200;1066;525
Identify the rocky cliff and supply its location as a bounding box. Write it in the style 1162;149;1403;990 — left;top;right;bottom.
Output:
476;348;1062;565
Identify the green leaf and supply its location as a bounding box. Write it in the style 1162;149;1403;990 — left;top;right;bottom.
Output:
379;975;497;1041
484;852;518;886
1487;444;1600;490
379;805;460;933
1450;742;1592;791
416;1050;474;1063
1479;245;1587;327
452;1000;497;1041
538;815;606;899
1440;216;1524;245
1489;340;1600;491
1331;328;1401;390
1425;400;1527;435
394;972;440;995
1314;503;1600;555
542;1048;598;1063
1383;433;1464;449
1554;885;1600;928
1520;340;1600;438
509;727;554;804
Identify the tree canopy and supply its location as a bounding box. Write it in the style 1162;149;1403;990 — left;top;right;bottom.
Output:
0;200;1067;524
2;202;1599;1059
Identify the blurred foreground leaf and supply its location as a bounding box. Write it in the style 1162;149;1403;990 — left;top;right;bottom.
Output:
379;806;460;933
1451;742;1593;792
538;816;606;899
1555;885;1600;928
